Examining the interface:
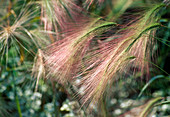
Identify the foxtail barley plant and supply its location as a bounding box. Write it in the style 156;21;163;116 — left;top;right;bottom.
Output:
78;4;165;105
0;0;169;116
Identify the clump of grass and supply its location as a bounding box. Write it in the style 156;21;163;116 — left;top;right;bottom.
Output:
78;4;165;106
37;0;82;41
44;17;116;85
0;3;40;62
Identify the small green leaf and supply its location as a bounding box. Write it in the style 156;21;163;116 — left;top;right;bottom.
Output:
155;100;170;106
139;97;163;117
126;23;161;52
138;75;170;98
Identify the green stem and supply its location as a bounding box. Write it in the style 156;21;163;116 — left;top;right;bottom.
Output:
139;97;163;117
12;71;22;117
51;82;60;117
101;98;107;117
15;95;22;117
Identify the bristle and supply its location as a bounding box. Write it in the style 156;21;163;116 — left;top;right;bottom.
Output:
32;49;45;92
84;0;105;9
40;0;82;41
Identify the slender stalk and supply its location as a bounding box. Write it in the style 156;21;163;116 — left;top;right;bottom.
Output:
101;98;107;117
51;81;61;117
12;71;22;117
139;97;163;117
15;94;22;117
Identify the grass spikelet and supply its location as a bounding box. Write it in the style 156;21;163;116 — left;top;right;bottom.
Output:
44;17;116;85
78;4;165;106
32;49;45;92
38;0;82;41
0;3;39;62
